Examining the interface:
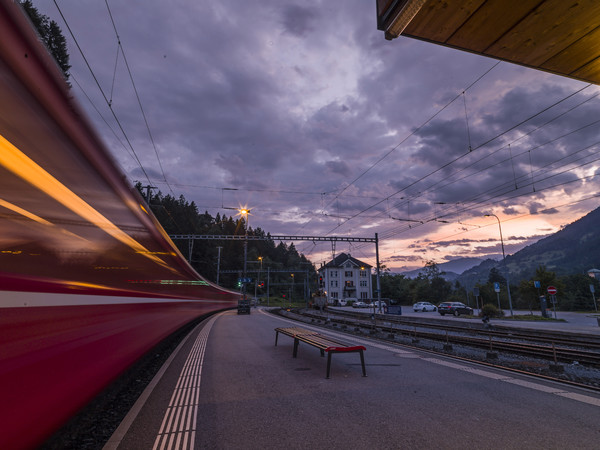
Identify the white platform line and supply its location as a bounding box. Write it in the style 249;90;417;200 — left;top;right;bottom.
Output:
151;314;217;449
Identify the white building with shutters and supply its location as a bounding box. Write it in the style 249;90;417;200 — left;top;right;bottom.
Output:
318;253;372;304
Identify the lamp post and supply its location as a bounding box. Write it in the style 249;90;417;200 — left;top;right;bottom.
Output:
254;256;263;304
485;213;514;317
291;273;295;303
216;246;222;286
239;208;249;302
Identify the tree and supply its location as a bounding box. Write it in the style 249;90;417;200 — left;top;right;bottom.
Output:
419;260;442;281
518;266;564;313
561;274;600;311
133;185;318;292
413;261;452;303
379;273;411;303
20;0;71;79
487;267;506;285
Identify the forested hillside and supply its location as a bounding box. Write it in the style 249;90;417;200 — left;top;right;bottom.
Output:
138;185;316;295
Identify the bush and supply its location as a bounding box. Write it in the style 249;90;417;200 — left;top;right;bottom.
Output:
481;303;503;318
346;300;354;307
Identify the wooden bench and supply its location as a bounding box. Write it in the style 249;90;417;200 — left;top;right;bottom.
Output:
275;326;367;379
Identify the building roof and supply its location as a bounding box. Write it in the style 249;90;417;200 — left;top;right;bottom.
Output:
376;0;600;85
319;253;372;270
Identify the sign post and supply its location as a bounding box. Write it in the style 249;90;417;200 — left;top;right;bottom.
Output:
493;282;501;311
547;286;557;319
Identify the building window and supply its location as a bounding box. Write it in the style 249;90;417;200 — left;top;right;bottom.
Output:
331;270;338;277
331;292;338;299
331;280;338;287
360;280;367;287
361;292;368;299
360;270;367;277
345;280;354;287
345;271;353;277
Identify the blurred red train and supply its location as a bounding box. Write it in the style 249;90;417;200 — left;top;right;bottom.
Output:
0;2;239;447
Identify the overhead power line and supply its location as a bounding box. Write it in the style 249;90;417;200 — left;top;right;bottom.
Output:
52;0;152;185
104;0;174;195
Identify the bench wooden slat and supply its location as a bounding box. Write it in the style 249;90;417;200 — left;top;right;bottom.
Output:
274;326;367;378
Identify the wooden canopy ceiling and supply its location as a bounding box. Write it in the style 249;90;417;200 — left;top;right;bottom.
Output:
376;0;600;85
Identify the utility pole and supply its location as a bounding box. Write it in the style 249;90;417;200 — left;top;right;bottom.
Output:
375;233;382;310
216;246;222;285
141;185;157;204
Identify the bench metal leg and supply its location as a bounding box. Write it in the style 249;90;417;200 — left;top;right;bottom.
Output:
320;349;325;357
293;338;299;358
275;330;279;346
359;349;367;377
326;350;367;379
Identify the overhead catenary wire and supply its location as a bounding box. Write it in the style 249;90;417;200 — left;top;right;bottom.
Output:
322;83;598;237
46;2;600;269
294;61;502;235
52;0;153;185
103;0;174;195
349;85;600;233
301;80;599;259
340;131;600;258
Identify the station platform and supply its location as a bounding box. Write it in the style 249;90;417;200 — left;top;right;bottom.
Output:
104;307;600;449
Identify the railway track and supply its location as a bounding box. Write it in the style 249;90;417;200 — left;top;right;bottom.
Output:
290;308;600;367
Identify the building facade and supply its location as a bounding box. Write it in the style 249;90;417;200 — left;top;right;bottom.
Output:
318;253;372;304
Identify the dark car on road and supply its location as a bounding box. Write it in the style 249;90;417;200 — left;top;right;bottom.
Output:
438;302;473;316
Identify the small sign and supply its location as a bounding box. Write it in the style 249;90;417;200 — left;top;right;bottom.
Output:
547;286;557;295
493;282;500;293
534;280;541;288
473;287;479;297
590;284;595;294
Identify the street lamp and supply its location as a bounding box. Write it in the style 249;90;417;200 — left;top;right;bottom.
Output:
239;207;250;302
485;213;514;317
254;256;263;304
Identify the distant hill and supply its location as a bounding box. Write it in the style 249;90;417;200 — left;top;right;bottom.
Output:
402;257;484;279
456;206;600;287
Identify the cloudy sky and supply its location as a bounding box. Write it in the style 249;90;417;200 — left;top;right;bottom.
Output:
32;0;600;272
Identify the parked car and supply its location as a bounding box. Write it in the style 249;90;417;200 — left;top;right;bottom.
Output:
352;301;368;308
413;301;437;312
438;302;473;316
368;301;387;311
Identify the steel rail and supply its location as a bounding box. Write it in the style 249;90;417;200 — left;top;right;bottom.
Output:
275;308;600;392
295;309;600;366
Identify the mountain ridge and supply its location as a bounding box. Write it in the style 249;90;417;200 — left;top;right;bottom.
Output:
457;206;600;287
401;206;600;287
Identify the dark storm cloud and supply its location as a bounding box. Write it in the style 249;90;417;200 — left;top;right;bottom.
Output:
325;160;351;176
414;118;476;162
281;5;317;37
31;0;600;270
502;207;519;215
540;207;559;214
388;255;423;262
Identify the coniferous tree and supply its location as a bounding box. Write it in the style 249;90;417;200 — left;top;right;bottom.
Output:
20;0;71;79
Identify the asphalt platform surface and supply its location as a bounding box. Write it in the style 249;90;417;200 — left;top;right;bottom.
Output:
105;307;600;449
